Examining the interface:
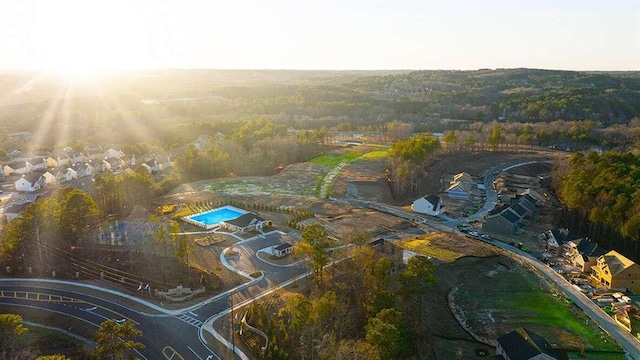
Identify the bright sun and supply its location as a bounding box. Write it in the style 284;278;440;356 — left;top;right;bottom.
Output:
32;1;152;79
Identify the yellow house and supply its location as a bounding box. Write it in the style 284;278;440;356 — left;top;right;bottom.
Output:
591;250;640;293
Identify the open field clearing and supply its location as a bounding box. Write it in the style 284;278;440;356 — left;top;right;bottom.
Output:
448;256;623;354
396;232;496;262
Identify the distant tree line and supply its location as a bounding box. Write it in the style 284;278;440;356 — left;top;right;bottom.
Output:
1;69;638;155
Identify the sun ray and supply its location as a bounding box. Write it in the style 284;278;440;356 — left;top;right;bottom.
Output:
30;81;67;150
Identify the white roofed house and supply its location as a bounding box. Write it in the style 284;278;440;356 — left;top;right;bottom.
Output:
412;194;445;216
15;173;45;192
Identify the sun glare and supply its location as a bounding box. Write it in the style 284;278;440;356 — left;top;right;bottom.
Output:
32;1;152;79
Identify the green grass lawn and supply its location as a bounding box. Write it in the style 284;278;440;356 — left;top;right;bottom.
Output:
457;266;623;353
361;149;390;160
308;152;362;166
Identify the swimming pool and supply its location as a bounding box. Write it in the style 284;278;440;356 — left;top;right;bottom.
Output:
184;206;246;229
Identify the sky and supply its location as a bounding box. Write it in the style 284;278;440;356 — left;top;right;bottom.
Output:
0;0;638;73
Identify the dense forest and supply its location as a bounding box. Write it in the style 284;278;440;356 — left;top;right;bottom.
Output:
0;69;638;152
555;151;640;261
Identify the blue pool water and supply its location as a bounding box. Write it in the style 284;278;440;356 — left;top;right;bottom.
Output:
186;206;245;227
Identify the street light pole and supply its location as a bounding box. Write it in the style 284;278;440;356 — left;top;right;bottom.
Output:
231;290;235;353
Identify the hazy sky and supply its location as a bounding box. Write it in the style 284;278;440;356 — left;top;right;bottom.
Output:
0;0;638;73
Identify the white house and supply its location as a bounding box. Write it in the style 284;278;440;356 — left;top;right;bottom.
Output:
15;173;45;192
64;149;85;165
412;194;445;216
140;161;157;173
46;153;71;168
74;163;93;178
3;161;31;176
85;146;104;161
222;213;269;234
4;202;30;222
273;243;294;257
103;157;125;172
65;167;78;181
26;158;47;171
104;148;124;159
41;171;58;185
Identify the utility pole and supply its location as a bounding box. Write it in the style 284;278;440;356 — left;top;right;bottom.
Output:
36;223;43;276
231;291;235;353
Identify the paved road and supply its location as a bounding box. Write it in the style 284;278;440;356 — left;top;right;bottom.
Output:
0;231;311;360
337;157;640;358
0;280;218;360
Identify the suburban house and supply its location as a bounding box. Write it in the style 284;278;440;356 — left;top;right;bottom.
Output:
3;161;31;176
85;146;104;161
104;148;124;159
221;213;269;234
103;157;125;172
273;243;294;257
15;173;45;192
452;172;473;185
483;208;523;234
510;202;532;220
591;250;640;293
152;154;172;170
192;134;210;149
41;171;58;185
412;194;445;216
4;202;31;222
496;328;567;360
446;181;472;200
7;149;22;160
515;193;540;218
140;160;158;174
541;229;578;257
27;158;47;172
46;153;71;168
64;149;85;165
124;155;137;166
73;163;93;178
565;238;607;273
64;167;78;181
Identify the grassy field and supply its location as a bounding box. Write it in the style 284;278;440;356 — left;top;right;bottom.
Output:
308;152;362;167
397;233;464;262
455;265;623;354
396;232;496;263
360;149;390;160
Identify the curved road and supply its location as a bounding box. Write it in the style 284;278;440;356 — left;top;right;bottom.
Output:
2;156;639;358
0;231;310;360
